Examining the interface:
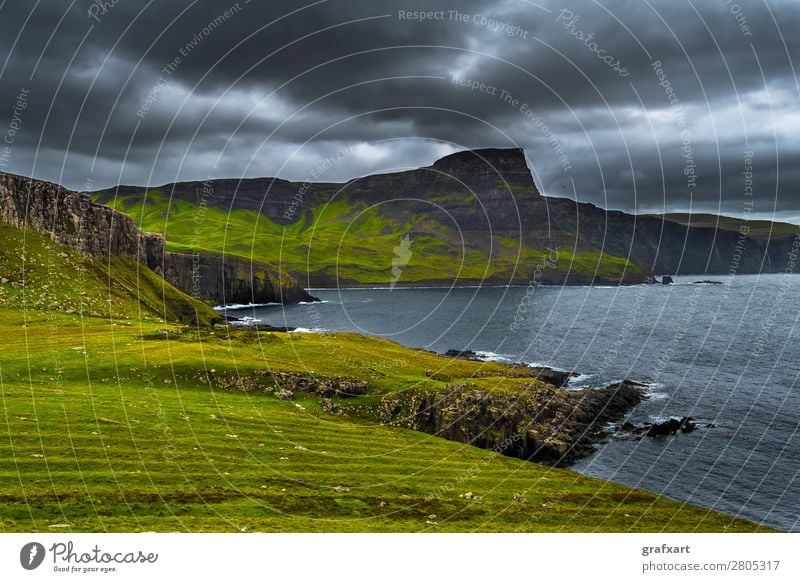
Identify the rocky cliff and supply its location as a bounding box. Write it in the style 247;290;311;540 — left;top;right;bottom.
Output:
186;346;647;466
541;198;773;276
339;147;538;238
0;170;163;264
164;251;314;305
0;171;314;305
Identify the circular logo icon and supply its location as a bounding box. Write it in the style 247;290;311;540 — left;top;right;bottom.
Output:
20;542;46;570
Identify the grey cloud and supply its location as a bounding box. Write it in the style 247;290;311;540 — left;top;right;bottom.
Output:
0;0;797;222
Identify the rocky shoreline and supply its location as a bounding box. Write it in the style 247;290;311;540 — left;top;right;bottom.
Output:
202;334;707;467
378;348;651;465
377;377;648;466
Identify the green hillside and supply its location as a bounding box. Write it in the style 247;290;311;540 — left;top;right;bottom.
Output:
0;221;218;325
98;189;647;285
0;308;767;532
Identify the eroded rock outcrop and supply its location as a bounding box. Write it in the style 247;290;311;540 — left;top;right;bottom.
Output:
193;369;368;400
378;379;647;466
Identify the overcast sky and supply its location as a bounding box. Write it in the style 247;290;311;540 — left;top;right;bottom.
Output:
0;0;797;221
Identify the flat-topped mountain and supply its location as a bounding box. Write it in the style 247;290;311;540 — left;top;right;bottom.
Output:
94;148;795;288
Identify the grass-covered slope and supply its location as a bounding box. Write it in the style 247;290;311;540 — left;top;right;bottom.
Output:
0;308;768;532
0;221;218;325
98;188;647;286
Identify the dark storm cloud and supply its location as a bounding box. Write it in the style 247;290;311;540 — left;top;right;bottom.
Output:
0;0;797;221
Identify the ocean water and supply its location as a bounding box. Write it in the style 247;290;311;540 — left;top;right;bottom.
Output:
220;274;800;531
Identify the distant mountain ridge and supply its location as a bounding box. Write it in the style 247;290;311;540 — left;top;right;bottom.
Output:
652;213;798;241
94;148;798;287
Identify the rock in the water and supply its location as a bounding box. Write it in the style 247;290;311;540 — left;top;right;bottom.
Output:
646;417;682;436
619;416;699;438
661;275;674;284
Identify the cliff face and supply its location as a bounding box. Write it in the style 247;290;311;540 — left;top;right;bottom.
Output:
0;170;163;264
337;147;539;237
0;171;314;305
163;251;314;305
541;198;772;275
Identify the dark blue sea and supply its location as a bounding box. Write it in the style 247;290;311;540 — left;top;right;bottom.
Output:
220;274;800;531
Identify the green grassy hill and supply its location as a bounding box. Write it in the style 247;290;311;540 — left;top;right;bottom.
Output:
0;308;768;532
98;188;647;286
0;221;218;325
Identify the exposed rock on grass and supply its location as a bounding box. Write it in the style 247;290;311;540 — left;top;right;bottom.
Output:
378;380;647;466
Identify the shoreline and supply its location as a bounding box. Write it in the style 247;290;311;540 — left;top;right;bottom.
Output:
240;274;772;302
